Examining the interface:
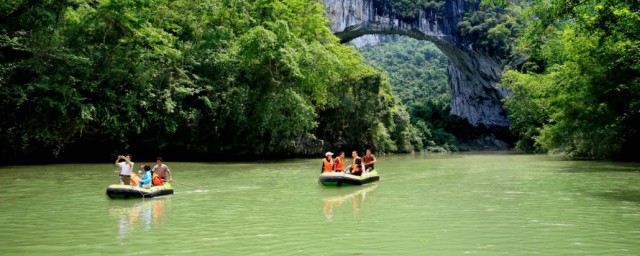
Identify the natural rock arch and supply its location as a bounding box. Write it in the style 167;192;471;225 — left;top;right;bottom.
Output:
322;0;509;128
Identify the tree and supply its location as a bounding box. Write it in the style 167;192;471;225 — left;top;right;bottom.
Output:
500;0;640;159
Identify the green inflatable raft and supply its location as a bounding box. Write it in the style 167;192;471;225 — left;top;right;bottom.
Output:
318;170;380;186
106;183;174;199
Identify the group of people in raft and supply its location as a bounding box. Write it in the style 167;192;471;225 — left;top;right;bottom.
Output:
321;149;376;176
115;154;174;189
116;150;373;187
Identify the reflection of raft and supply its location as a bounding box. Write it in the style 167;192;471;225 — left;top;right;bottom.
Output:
319;170;380;186
322;183;379;201
106;183;174;199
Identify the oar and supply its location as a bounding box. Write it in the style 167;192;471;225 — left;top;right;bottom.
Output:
172;181;203;190
345;166;354;174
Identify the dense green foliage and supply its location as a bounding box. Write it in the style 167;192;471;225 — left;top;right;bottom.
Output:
6;0;634;161
458;1;524;60
374;0;524;60
0;0;416;161
379;0;446;22
499;0;640;159
357;36;489;151
358;36;449;106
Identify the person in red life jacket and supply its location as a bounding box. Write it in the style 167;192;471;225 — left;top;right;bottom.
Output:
363;149;376;172
152;157;173;182
152;172;165;186
334;152;346;172
350;151;365;176
321;152;335;173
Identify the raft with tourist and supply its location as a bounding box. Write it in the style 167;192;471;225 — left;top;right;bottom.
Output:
318;169;380;186
318;150;380;186
106;183;174;199
107;160;174;199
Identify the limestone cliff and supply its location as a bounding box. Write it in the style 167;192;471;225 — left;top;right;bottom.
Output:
322;0;510;127
347;34;388;48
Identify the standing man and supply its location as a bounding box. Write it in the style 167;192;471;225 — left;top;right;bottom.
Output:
115;154;134;185
363;149;377;172
152;157;173;182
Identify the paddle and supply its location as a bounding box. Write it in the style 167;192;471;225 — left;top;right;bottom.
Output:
345;166;354;174
172;181;204;190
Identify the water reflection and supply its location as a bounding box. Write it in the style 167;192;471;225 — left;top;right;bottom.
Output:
322;184;378;221
109;198;171;241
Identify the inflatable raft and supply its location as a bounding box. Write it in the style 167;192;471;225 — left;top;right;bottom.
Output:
106;183;173;199
319;170;380;186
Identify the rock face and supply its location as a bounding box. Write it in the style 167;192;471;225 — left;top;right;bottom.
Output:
322;0;510;127
347;34;388;48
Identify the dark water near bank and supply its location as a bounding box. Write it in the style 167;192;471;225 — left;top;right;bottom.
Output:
1;153;640;255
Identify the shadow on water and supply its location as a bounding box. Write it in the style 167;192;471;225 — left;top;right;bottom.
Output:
590;189;640;204
559;160;640;173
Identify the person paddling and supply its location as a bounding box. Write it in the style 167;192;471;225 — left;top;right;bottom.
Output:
334;152;346;172
152;157;173;182
321;152;335;173
363;149;377;172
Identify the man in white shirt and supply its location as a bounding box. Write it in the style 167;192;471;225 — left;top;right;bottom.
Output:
114;154;134;185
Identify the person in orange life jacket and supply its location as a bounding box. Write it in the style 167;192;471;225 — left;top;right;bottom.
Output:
321;152;335;173
363;149;376;172
115;154;134;185
349;151;365;176
334;152;346;172
152;169;165;186
152;157;173;182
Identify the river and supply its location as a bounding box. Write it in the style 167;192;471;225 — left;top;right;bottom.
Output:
1;153;639;255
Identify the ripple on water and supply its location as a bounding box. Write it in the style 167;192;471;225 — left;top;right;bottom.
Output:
0;156;639;255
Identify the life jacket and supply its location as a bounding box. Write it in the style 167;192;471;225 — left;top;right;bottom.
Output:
352;157;362;173
153;164;169;178
334;157;345;171
130;173;141;187
322;158;334;173
152;174;165;186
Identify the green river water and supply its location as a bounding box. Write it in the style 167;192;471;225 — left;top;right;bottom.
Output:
1;153;640;255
